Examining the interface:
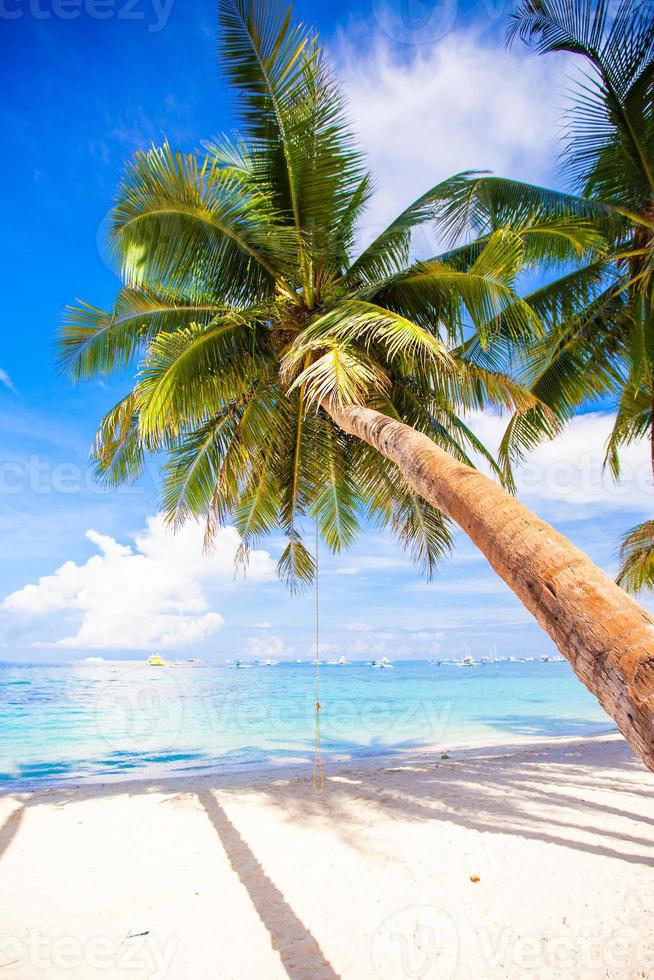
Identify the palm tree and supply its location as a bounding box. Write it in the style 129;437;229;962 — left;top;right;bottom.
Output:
439;0;654;594
61;0;654;768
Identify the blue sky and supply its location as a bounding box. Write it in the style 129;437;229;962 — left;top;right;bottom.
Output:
1;0;652;661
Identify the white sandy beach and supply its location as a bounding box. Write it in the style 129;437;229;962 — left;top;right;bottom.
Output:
1;733;653;979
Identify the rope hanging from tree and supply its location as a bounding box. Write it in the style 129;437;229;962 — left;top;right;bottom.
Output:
313;518;324;792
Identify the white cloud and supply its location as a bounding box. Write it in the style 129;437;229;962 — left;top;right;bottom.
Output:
311;641;340;657
344;621;375;632
253;620;272;629
347;637;383;658
246;633;291;659
468;410;653;512
0;369;17;394
337;29;570;244
347;635;398;658
2;514;276;651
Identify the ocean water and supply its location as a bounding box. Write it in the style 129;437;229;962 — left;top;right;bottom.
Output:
0;659;614;788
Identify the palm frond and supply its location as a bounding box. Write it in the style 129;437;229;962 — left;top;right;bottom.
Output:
617;519;654;592
60;287;228;379
135;316;267;438
277;535;316;593
291;299;453;366
370;257;540;346
353;441;454;578
604;380;652;477
508;0;654;202
161;409;244;527
432;173;625;245
218;0;368;280
286;340;389;408
345;172;476;285
111;142;293;301
92;392;149;487
309;417;360;551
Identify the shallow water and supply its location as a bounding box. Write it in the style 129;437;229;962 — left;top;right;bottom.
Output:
0;659;613;787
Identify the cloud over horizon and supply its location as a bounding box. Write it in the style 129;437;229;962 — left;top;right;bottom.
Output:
2;515;276;651
1;407;652;659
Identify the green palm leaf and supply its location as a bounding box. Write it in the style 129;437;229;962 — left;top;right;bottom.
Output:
617;520;654;592
64;0;597;592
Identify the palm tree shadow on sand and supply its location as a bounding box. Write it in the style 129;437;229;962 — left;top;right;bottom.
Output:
0;804;24;861
197;790;340;980
2;734;653;979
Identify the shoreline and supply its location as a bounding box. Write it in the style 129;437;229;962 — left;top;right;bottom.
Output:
0;724;619;796
1;732;653;978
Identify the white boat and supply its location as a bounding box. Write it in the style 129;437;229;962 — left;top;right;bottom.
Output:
261;659;278;666
458;655;475;667
371;657;394;669
327;656;349;665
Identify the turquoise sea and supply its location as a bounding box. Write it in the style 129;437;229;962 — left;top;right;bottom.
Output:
0;659;614;788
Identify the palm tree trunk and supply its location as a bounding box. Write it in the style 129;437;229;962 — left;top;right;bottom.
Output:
326;401;654;771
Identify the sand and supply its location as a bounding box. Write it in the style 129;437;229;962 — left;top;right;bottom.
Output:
1;733;653;979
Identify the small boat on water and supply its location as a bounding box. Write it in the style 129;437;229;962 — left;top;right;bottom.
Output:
458;655;475;668
371;657;394;669
147;654;165;667
327;656;349;665
188;658;201;665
